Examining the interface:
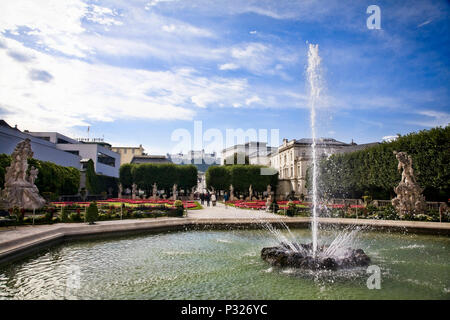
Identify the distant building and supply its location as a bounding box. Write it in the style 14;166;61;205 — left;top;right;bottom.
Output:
0;120;81;169
111;145;145;166
130;155;171;164
168;150;220;172
273;138;379;197
221;142;277;165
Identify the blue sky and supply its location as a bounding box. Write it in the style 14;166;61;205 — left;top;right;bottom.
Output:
0;0;449;155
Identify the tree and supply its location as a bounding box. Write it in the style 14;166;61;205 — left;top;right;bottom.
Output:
85;159;100;194
119;164;134;189
225;152;249;165
85;202;99;224
308;126;450;201
206;166;230;191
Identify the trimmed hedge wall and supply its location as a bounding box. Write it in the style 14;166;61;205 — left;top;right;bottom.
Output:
206;164;278;195
309;126;450;201
119;163;198;195
0;154;80;197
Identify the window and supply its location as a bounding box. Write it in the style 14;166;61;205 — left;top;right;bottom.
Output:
97;152;116;167
132;149;135;154
65;150;79;156
124;149;127;154
57;138;70;144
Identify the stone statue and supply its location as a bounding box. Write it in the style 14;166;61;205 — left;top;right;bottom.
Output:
118;183;123;198
249;184;253;201
172;184;178;200
1;139;46;210
266;185;272;198
152;183;158;200
229;184;234;201
131;183;137;200
190;186;196;200
391;151;426;217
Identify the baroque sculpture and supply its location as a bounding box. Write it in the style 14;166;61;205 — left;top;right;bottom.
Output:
391;151;426;217
152;183;158;200
118;183;123;198
172;184;178;200
229;184;234;201
131;183;137;200
1;139;46;210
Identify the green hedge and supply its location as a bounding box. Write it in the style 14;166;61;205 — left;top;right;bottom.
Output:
310;126;450;201
206;164;278;194
0;154;80;197
120;163;197;195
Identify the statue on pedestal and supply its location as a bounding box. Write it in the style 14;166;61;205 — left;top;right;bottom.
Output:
249;184;253;201
172;184;178;200
1;139;46;210
229;184;234;201
131;183;137;200
190;186;196;200
391;151;426;217
152;183;158;200
118;183;123;198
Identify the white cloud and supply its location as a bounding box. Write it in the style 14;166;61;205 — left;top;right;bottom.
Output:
219;63;239;70
382;135;398;142
411;110;450;127
0;36;257;133
245;95;261;106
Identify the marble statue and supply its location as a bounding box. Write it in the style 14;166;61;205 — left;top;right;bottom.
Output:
172;184;178;200
391;151;426;217
118;183;123;198
152;183;158;200
1;139;46;210
266;184;271;195
131;183;137;200
190;186;196;200
229;184;234;201
249;184;253;201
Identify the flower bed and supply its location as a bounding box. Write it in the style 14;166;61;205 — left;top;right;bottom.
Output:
51;198;199;209
227;200;311;210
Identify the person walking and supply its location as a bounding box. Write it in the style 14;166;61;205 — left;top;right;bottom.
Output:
223;192;229;209
211;192;217;206
200;192;204;205
206;192;211;207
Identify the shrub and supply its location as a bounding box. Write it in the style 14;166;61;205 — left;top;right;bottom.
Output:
85;202;99;224
174;200;183;208
268;200;279;213
286;201;297;217
60;207;69;222
69;211;82;222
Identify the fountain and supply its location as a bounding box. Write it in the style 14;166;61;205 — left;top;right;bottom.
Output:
261;44;371;270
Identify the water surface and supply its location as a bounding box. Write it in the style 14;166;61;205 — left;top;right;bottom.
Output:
0;229;448;299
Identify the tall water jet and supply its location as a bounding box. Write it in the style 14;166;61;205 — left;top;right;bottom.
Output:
260;44;371;272
307;43;322;256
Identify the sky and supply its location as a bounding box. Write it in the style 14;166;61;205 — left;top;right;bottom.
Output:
0;0;449;155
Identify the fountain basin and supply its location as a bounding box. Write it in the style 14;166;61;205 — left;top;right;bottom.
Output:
261;242;371;271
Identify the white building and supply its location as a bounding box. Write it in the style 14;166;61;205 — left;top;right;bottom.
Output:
221;142;277;165
0;121;81;169
273;138;379;198
27;133;120;178
168;150;220;173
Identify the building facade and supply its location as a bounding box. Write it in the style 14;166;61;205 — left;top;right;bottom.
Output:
111;145;145;166
26;132;120;178
168;150;220;173
221;142;277;165
272;138;379;198
0;121;81;169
